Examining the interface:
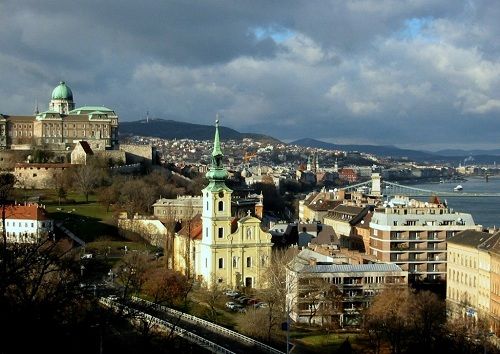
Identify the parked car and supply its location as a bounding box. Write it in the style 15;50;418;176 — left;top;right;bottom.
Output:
224;290;240;297
238;297;250;305
107;295;119;301
225;301;237;310
231;304;245;312
247;298;262;305
81;253;93;259
254;302;268;309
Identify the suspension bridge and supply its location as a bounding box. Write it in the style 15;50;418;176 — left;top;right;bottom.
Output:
340;175;500;198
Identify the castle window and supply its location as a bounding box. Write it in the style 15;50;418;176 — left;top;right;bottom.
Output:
218;227;223;239
218;258;224;269
218;201;223;211
246;257;252;268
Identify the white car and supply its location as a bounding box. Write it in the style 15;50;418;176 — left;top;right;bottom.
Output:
225;301;237;309
224;290;240;297
107;295;119;301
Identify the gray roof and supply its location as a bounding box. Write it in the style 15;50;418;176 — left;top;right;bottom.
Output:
448;230;492;247
298;263;403;274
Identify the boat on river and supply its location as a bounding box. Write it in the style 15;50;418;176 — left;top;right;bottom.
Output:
454;185;463;191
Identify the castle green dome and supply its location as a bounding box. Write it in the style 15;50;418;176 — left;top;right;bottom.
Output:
51;81;73;100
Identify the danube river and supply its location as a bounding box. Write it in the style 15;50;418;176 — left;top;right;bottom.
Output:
393;176;500;228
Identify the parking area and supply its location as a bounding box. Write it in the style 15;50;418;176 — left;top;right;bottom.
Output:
224;290;268;313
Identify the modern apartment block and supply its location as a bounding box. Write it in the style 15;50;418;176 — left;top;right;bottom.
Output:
369;196;478;283
286;249;407;327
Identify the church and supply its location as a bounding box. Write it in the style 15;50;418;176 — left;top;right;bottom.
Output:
175;120;273;289
0;81;119;150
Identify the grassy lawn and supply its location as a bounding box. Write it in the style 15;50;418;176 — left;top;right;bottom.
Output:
14;189;119;242
291;330;369;353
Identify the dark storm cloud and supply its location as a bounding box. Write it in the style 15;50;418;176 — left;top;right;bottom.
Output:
1;0;500;149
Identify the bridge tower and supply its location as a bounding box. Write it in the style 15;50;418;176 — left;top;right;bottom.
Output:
371;173;381;196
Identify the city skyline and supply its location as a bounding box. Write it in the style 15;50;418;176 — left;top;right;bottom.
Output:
1;1;500;150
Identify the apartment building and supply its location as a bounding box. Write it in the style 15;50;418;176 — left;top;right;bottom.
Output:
446;230;500;332
369;196;478;283
286;249;407;327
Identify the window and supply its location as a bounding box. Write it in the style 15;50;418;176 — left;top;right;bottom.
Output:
218;227;224;239
218;201;223;211
233;256;238;268
206;201;209;211
218;258;224;269
246;257;252;268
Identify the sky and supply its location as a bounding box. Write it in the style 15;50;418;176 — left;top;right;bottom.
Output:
1;1;500;151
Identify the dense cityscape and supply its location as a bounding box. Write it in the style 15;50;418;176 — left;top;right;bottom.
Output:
3;1;500;354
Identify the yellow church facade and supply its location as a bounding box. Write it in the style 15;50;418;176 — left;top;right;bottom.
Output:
176;120;273;289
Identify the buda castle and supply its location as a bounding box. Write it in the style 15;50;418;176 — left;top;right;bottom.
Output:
0;81;119;151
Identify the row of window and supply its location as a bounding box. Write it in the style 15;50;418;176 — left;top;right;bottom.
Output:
449;251;478;268
6;221;35;227
215;255;267;269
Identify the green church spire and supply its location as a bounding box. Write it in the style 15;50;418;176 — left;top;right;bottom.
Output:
206;118;229;182
212;119;223;161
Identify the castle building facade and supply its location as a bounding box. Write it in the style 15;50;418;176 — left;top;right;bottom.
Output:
0;81;119;150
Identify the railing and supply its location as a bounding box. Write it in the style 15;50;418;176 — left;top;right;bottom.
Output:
131;296;285;354
100;297;235;354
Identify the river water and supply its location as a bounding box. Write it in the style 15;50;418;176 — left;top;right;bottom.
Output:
388;176;500;228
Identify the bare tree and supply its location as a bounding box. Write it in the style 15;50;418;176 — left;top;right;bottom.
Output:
72;164;101;202
202;274;223;323
113;252;150;299
364;287;412;354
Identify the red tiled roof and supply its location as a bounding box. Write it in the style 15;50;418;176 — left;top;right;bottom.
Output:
3;204;49;221
178;214;202;240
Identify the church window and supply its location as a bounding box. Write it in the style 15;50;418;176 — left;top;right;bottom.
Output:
218;201;223;211
218;258;224;269
206;227;208;238
233;256;238;268
206;201;209;211
205;258;208;268
218;228;223;239
246;257;252;268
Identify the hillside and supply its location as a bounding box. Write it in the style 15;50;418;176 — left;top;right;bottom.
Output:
119;119;280;143
290;138;438;161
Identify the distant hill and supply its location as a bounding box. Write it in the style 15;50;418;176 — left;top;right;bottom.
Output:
434;149;500;157
119;119;280;143
291;138;438;161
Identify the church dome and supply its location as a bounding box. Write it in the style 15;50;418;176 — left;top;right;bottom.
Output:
51;81;73;100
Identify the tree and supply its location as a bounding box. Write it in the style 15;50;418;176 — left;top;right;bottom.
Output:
364;287;411;354
113;252;150;299
201;274;223;323
57;186;67;205
408;290;445;352
72;164;101;202
142;266;191;308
